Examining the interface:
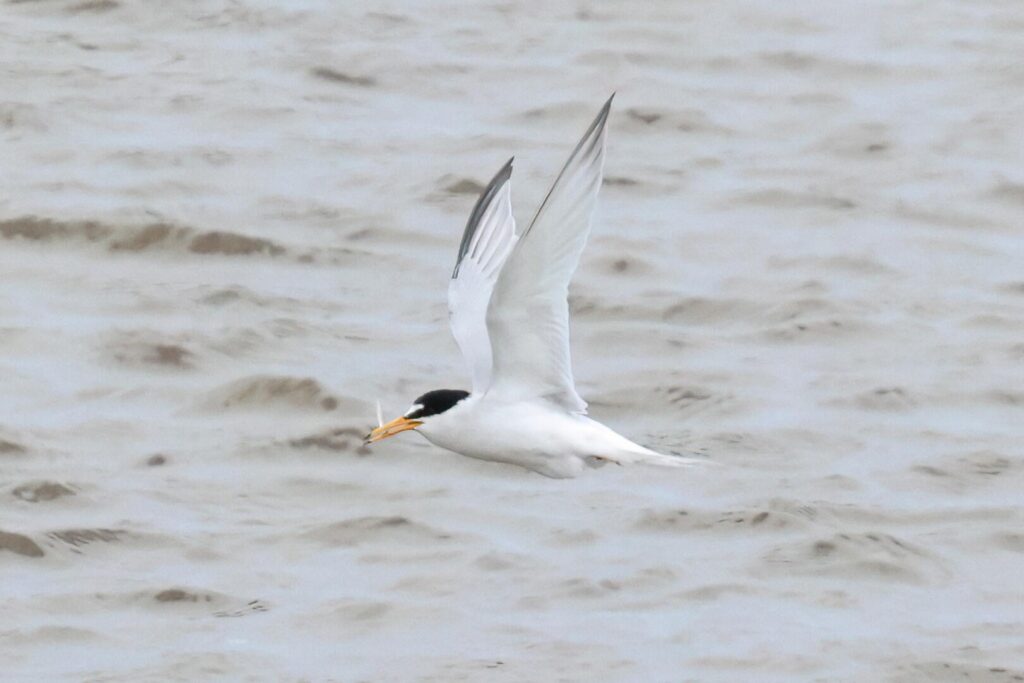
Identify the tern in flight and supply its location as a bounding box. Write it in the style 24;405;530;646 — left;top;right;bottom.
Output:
366;96;703;478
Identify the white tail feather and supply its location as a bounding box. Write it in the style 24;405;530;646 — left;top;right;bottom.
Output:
615;447;714;469
637;452;710;468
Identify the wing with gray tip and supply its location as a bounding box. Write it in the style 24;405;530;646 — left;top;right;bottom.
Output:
447;158;519;394
485;96;613;413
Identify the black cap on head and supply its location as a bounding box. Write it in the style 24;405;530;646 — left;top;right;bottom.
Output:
405;389;469;419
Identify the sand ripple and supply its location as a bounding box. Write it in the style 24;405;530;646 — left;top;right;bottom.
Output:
3;0;1023;679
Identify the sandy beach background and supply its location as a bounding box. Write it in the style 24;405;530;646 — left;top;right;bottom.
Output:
2;1;1023;680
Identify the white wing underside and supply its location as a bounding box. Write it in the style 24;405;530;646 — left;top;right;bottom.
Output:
448;97;613;413
447;158;519;395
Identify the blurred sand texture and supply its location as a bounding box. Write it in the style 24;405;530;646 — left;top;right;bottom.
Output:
2;1;1023;681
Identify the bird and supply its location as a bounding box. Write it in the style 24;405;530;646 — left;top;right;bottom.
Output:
365;95;705;478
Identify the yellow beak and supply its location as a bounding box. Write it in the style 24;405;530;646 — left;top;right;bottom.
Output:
364;415;423;444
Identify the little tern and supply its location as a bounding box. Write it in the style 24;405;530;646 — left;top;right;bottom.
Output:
366;96;702;478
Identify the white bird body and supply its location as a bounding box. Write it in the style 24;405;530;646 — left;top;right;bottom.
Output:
366;96;706;477
416;394;689;479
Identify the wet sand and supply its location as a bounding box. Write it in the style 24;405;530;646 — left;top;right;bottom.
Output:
2;1;1023;680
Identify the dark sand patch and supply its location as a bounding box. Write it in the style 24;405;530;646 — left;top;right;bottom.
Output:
145;453;168;466
309;67;376;87
603;176;639;187
202;375;342;412
290;427;371;455
189;231;284;256
443;177;486;195
768;253;895;275
2;215;289;259
854;387;917;412
154;588;216;604
762;532;945;584
993;532;1024;553
110;340;195;369
623;107;732;134
48;528;124;547
67;0;119;13
108;222;183;251
626;108;661;124
12;481;75;502
760;317;866;343
989;182;1024;206
214;600;269;618
0;530;45;557
662;297;763;325
0;102;46;131
0;216;110;242
303;516;452;547
0;439;27;455
890;661;1024;683
906;450;1017;493
737;188;857;210
635;506;811;534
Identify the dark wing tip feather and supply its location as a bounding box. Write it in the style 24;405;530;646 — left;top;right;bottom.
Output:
452;157;514;279
572;97;613;154
522;97;614;240
601;92;615;118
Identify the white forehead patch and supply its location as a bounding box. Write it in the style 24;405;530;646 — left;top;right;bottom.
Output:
404;404;423;417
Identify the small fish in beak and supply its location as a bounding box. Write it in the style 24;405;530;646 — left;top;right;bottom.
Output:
364;410;423;444
364;416;423;444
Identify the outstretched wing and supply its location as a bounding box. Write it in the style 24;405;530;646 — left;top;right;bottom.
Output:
447;158;519;394
485;96;613;413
